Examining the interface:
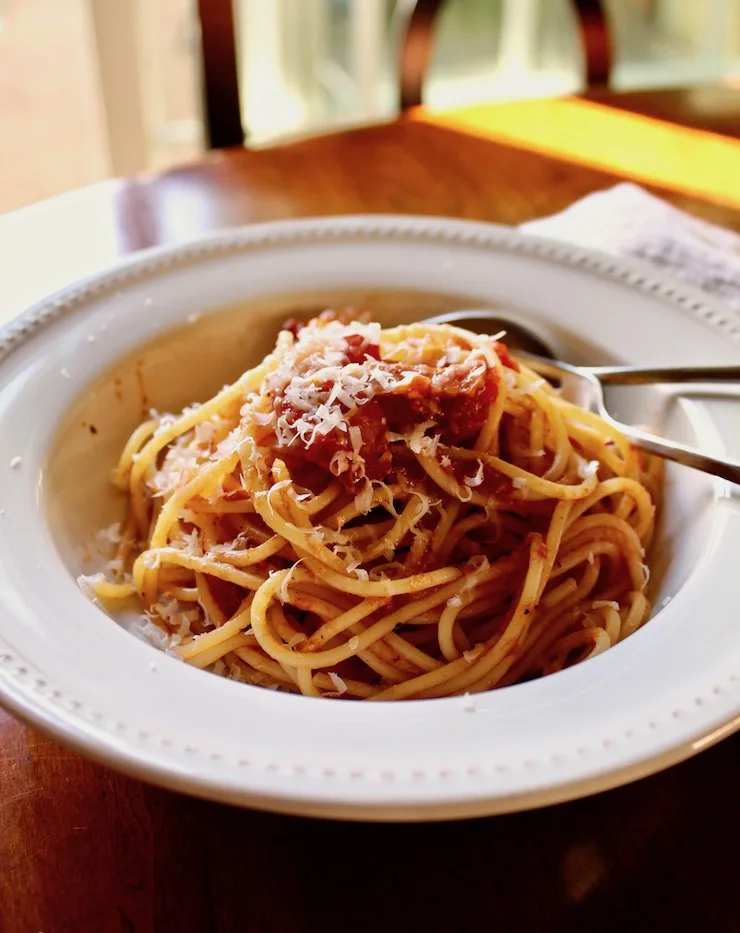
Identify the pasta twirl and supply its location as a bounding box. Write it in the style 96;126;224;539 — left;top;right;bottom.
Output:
81;311;660;700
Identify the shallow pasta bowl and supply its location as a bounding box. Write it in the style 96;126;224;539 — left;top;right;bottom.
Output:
0;215;739;821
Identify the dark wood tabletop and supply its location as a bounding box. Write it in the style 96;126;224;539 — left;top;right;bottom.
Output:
585;82;740;140
2;96;740;933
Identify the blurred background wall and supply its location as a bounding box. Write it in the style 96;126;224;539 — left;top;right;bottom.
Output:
2;0;740;213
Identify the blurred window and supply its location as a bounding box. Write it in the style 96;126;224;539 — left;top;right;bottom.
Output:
2;0;740;212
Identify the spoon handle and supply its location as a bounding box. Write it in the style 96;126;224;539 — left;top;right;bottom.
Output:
603;416;740;485
588;365;740;385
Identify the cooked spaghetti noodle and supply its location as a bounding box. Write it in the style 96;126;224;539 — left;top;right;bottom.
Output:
81;311;661;700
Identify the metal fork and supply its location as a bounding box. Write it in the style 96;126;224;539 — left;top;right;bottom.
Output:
517;353;740;485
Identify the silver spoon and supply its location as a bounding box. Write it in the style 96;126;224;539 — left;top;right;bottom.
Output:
425;309;740;485
425;309;557;358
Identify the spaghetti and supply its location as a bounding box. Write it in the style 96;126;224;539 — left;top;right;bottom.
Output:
81;311;661;700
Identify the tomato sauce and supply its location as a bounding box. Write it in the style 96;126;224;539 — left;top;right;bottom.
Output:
271;329;513;493
375;362;498;445
295;400;392;487
493;340;520;371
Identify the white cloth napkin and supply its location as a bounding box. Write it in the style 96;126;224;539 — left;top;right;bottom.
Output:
521;183;740;313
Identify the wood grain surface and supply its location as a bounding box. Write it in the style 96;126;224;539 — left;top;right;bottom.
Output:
1;98;739;933
585;83;740;140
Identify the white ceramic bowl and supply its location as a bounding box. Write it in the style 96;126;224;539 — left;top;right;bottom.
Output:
0;216;739;821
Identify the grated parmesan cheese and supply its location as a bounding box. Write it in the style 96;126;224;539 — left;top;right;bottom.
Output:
251;409;276;427
348;425;363;452
372;481;400;518
329;450;355;477
131;616;172;650
404;420;437;455
577;459;599;480
278;560;303;603
524;378;547;395
459;693;476;712
94;522;123;555
194;421;216;446
336;545;363;570
264;321;389;449
263;321;486;485
106;557;124;576
214;429;241;459
150;597;198;637
227;661;249;683
77;572;104;599
328;672;348;695
463;555;489;586
176;528;203;557
354;479;373;515
463;460;485;488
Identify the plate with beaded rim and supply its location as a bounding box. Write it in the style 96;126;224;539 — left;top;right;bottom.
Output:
0;215;738;820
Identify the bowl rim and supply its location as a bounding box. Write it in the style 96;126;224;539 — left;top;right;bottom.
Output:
1;213;739;820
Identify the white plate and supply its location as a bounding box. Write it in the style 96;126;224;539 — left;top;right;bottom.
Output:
0;216;739;821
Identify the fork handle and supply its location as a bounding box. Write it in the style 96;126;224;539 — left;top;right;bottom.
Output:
605;416;740;485
588;365;740;385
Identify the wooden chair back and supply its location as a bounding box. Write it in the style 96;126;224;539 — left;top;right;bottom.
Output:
194;0;612;148
398;0;612;111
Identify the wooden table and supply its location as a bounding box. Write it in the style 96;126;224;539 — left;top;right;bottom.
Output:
585;83;740;140
2;98;739;933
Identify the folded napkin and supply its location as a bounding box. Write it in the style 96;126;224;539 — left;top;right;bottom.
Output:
521;183;740;312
